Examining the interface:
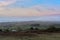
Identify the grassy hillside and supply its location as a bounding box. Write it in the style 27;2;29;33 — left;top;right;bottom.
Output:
0;33;60;40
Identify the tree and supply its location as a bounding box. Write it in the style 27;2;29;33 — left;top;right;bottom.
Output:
0;29;2;32
30;27;34;30
35;27;39;30
17;27;22;32
47;25;56;32
4;28;9;32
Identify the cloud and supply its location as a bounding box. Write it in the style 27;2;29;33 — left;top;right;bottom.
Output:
0;0;60;17
0;0;32;7
0;5;60;17
0;0;16;7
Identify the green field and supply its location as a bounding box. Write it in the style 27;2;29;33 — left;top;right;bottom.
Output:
0;33;60;40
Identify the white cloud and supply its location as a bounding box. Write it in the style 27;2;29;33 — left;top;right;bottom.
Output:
0;0;16;7
0;0;32;7
0;1;60;17
0;6;60;17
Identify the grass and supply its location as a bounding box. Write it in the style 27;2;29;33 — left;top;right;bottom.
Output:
0;33;60;40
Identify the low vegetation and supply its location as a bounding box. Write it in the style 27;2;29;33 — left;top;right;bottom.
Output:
0;24;60;40
0;24;60;34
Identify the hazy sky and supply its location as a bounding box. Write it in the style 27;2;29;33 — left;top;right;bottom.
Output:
0;0;60;17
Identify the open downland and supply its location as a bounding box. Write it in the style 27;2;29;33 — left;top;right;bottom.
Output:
0;33;60;40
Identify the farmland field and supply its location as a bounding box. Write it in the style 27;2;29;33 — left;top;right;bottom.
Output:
0;33;60;40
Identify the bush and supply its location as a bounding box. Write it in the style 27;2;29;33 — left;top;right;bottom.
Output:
35;27;39;30
4;29;9;32
46;25;55;32
48;25;56;30
0;29;2;32
30;27;34;30
46;25;59;32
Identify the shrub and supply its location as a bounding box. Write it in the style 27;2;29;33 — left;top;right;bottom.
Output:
30;27;34;30
46;25;56;32
4;29;9;32
35;27;39;30
0;29;2;32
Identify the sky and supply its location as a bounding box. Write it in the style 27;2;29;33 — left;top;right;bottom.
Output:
0;0;60;22
0;0;60;17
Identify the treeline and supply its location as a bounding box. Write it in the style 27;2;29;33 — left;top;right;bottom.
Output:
0;24;60;33
28;24;60;33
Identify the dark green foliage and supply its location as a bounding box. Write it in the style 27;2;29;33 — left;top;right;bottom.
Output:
4;29;9;32
48;25;56;30
35;27;39;30
46;25;56;32
30;27;34;30
17;27;22;32
46;25;60;32
0;24;60;33
0;29;2;32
